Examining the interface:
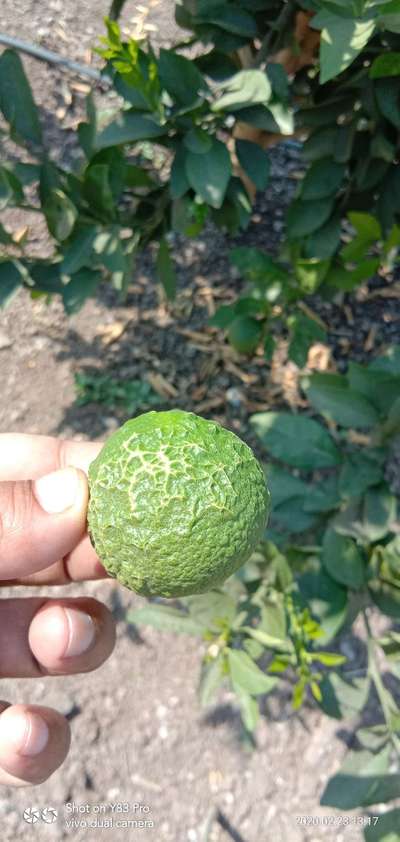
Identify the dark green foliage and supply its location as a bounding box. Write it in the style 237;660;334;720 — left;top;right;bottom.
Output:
130;347;400;817
0;3;399;310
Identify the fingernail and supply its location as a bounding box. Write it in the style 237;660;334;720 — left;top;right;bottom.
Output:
34;467;80;514
63;607;96;657
0;712;49;756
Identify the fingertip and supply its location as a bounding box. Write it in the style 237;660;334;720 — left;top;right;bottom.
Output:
33;466;88;516
0;704;70;785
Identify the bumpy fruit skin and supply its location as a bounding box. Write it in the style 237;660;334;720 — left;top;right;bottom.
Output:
87;409;270;598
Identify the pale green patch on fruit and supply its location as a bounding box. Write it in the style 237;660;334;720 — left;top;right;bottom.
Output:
87;409;270;597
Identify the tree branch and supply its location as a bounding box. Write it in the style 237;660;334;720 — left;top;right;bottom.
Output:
0;33;107;84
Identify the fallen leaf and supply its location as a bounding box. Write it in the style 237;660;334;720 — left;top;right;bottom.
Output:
364;326;377;352
307;342;333;372
146;372;178;398
12;226;29;244
195;396;225;413
96;321;131;345
368;283;400;299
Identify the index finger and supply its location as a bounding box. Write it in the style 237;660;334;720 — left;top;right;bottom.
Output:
0;434;107;586
0;434;102;480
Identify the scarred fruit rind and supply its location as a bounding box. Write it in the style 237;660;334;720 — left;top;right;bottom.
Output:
87;409;270;598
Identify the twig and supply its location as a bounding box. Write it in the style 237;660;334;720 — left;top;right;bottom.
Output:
363;608;400;756
0;33;107;83
109;0;129;21
253;1;295;67
216;810;248;842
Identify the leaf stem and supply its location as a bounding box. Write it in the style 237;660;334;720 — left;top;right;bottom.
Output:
363;608;400;756
253;2;296;67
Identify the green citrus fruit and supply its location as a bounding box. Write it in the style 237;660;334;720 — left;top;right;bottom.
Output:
87;409;269;598
228;315;262;355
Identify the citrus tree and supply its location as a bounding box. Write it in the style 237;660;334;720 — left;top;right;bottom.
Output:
130;347;400;838
0;0;399;342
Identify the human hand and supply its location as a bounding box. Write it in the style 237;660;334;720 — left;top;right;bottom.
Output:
0;433;116;787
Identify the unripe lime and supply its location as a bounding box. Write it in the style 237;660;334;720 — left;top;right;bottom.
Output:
228;315;262;355
87;409;269;598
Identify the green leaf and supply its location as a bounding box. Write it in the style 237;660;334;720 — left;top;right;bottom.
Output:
302;128;337;162
378;630;400;661
341;211;381;261
0;222;12;245
62;268;102;315
156;237;176;300
325;258;380;291
185;137;231;209
43;189;78;242
248;592;289;647
28;263;63;295
263;101;294;135
158;49;207;107
298;567;348;643
227;648;277;696
82;164;116;220
209;304;236;329
9;162;40;186
186;591;236;629
293;258;330;294
369;579;400;619
250;411;342;470
370;345;400;376
338;452;384;500
199;656;224;706
375;78;400;129
183;127;212;154
271;498;319;534
230;246;287;285
287;198;334;238
318;673;370;720
127;604;204;636
203;6;257;38
0;167;23;210
96;111;165;149
236;687;260;732
357;725;390;752
60;226;99;275
348;211;382;241
322;528;365;589
301;372;380;429
288;313;326;368
266;465;308;508
362;484;397;542
227;315;262;355
265;63;289;101
0;260;23;307
212;70;271;112
320;746;400;809
347;362;400;415
235;140;270;191
311;12;376;84
301;159;346;200
264;333;275;363
0;49;42;146
303;474;340;514
305;215;342;260
364;809;400;842
312;652;346;667
334;485;397;543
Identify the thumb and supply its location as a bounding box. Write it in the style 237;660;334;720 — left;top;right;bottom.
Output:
0;468;88;580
